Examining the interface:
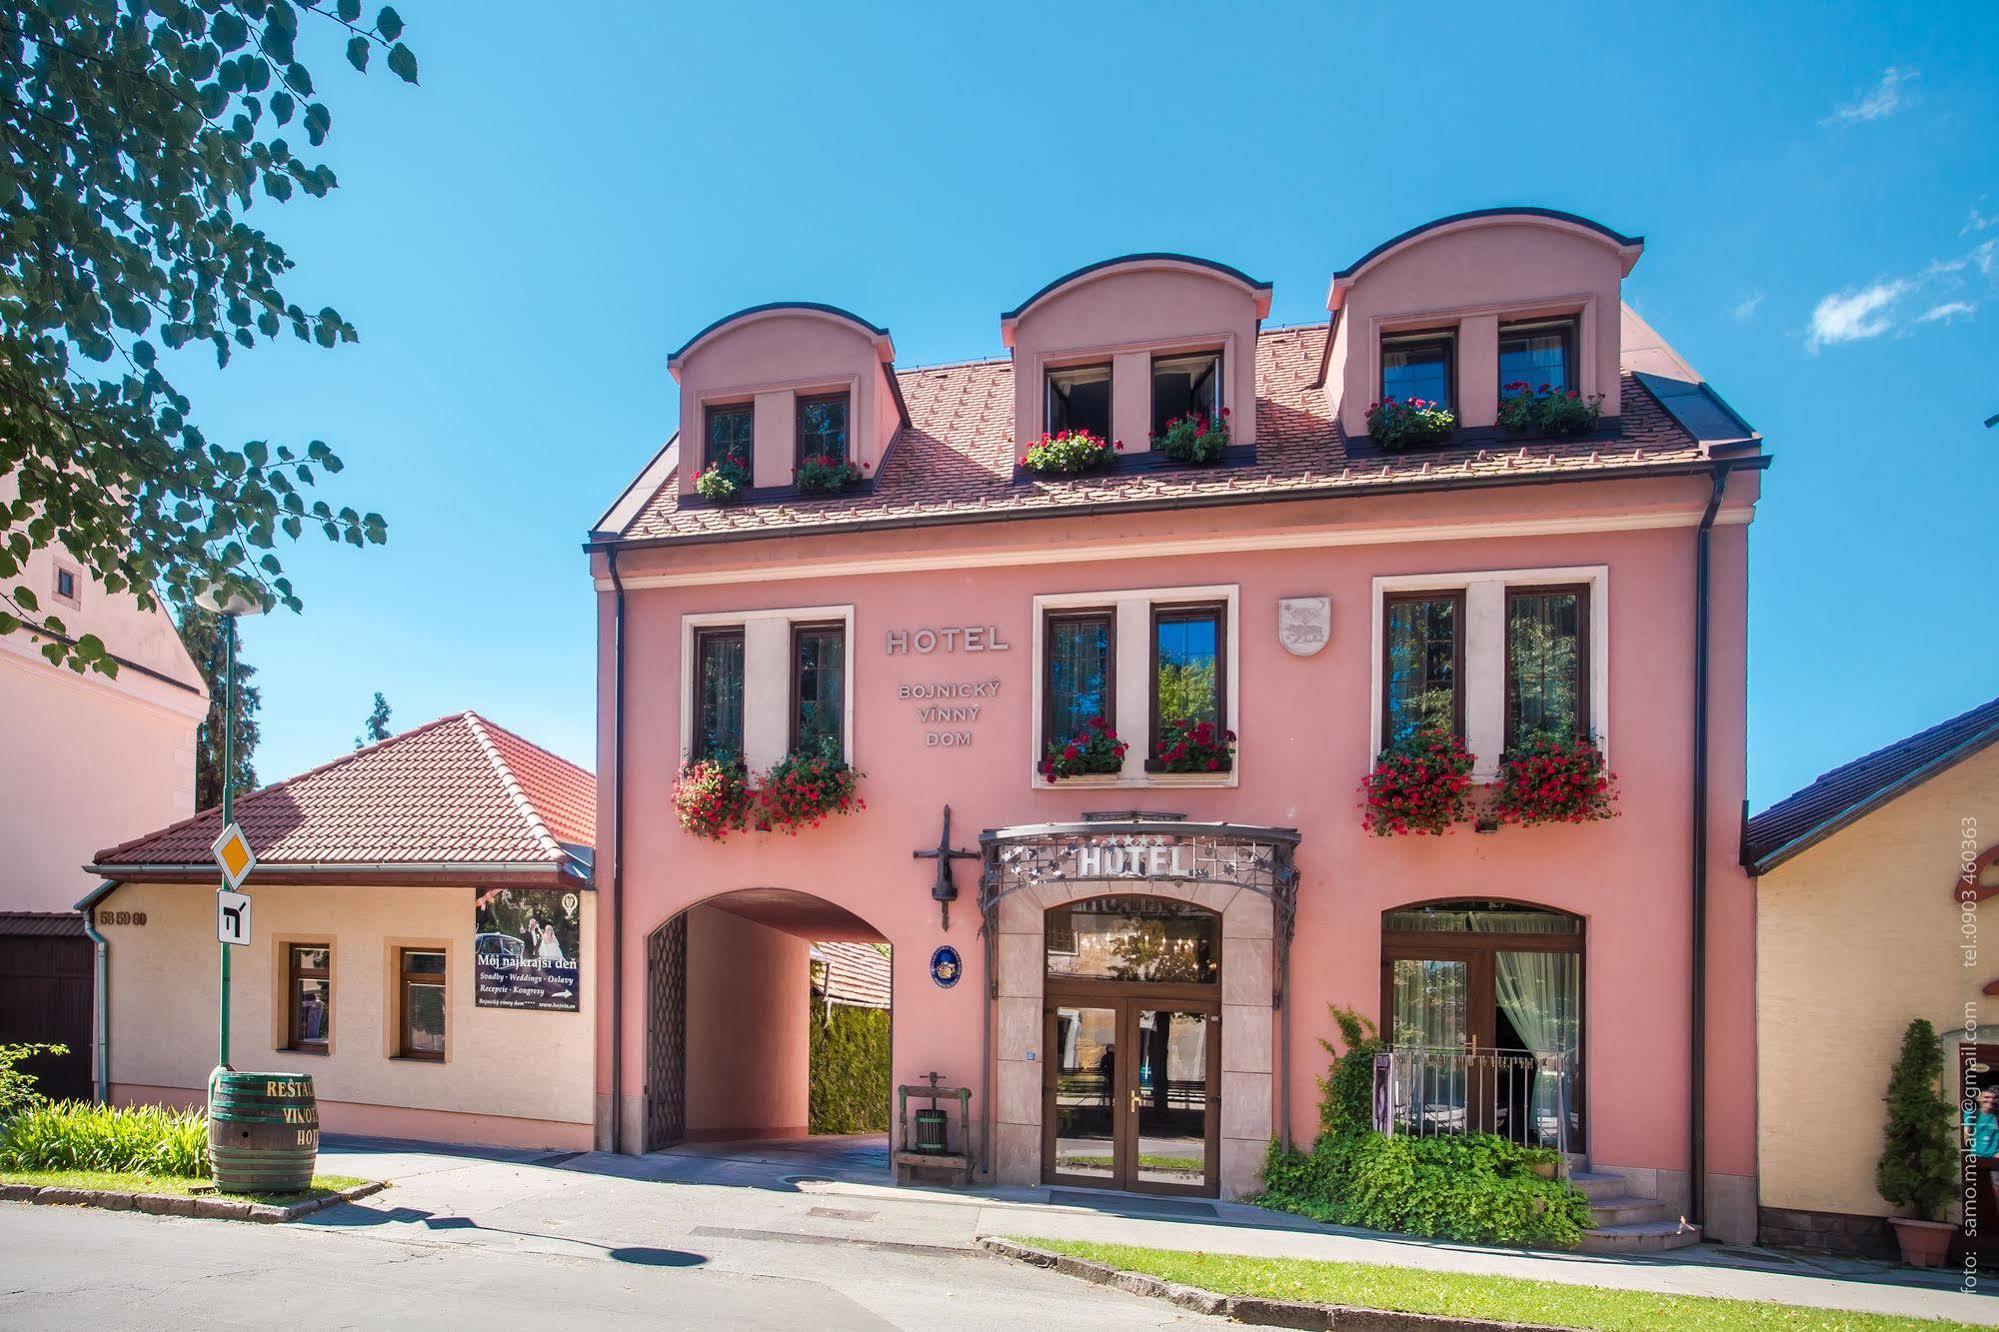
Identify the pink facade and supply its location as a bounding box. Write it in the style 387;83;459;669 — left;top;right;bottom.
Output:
591;209;1766;1242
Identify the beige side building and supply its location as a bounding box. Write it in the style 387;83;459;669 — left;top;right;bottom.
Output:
1748;695;1999;1256
83;713;598;1152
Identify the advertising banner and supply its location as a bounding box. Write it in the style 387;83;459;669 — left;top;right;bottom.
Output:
474;887;582;1011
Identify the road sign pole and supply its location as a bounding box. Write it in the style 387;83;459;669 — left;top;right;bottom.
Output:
217;612;236;1073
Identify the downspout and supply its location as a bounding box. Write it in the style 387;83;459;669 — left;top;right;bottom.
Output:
77;881;116;1104
1689;460;1731;1228
608;546;629;1154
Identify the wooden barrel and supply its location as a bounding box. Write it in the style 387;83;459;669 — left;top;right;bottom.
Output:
208;1071;318;1193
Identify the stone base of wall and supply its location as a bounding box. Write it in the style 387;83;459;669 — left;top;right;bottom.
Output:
114;1082;594;1153
1758;1205;1898;1259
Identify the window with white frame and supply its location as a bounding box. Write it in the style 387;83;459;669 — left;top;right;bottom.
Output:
1372;568;1606;779
1032;585;1238;786
682;606;854;769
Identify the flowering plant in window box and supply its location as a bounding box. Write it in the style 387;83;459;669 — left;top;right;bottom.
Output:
1364;397;1456;451
756;736;865;833
1153;717;1236;773
1021;429;1117;475
1491;734;1617;826
1496;383;1604;436
1153;407;1230;464
794;453;863;495
671;754;753;841
1359;728;1475;835
1039;716;1128;780
694;452;752;502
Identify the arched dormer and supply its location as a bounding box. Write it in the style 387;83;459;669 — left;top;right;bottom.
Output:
1001;254;1272;457
1323;209;1644;439
668;302;906;497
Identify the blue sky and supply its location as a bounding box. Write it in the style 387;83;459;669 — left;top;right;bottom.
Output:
193;1;1998;809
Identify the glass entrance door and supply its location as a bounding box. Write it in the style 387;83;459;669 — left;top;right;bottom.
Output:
1044;999;1218;1195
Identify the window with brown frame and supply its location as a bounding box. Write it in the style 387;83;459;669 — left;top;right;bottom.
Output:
1380;330;1455;412
1498;318;1577;396
286;944;331;1051
1150;351;1221;436
703;402;754;472
398;948;446;1061
795;391;851;466
691;626;745;761
52;564;80;608
1148;603;1226;770
1045;363;1112;441
1381;591;1465;745
1505;585;1589;749
1043;609;1115;757
789;622;845;757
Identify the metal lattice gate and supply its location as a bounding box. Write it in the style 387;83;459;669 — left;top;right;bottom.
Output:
644;914;688;1151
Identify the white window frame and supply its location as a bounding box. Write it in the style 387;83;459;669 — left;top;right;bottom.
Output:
1369;566;1609;782
681;604;855;771
1030;583;1240;789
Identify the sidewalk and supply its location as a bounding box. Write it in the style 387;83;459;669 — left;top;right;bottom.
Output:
316;1136;1995;1326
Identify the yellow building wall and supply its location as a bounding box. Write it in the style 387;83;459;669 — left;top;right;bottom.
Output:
1757;743;1999;1218
99;880;595;1150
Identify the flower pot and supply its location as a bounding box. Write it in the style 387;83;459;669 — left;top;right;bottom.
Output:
1888;1217;1955;1268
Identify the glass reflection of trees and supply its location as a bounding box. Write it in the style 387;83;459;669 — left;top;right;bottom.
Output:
1047;896;1218;984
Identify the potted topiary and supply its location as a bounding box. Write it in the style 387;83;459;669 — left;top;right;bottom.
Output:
1876;1018;1958;1267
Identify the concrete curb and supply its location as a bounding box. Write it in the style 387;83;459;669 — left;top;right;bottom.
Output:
977;1238;1569;1332
5;1179;386;1223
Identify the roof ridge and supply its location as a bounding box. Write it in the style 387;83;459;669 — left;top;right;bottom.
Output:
462;712;568;865
88;709;477;864
1760;694;1999;818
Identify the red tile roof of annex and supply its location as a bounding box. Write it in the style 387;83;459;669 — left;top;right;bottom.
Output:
606;322;1743;546
89;712;595;882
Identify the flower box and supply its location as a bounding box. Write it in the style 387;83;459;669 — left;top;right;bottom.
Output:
672;755;752;841
1150;717;1235;773
694;453;752;503
794;453;863;495
1021;429;1116;475
1152;408;1230;465
756;737;865;833
1491;735;1617;826
1365;397;1455;451
1497;383;1604;436
1359;728;1475;835
1039;716;1128;780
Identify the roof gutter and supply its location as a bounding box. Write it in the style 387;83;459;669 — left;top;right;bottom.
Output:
1689;457;1736;1231
85;860;584;880
608;545;629;1155
583;454;1770;555
76;881;117;1105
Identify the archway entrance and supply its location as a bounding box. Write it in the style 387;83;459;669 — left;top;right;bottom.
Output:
644;888;889;1154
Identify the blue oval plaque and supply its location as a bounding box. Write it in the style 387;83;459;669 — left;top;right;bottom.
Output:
929;945;962;989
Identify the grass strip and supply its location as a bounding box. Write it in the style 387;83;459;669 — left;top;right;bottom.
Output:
1010;1237;1980;1332
4;1169;370;1207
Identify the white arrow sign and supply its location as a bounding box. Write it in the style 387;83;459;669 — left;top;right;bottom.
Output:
216;890;251;947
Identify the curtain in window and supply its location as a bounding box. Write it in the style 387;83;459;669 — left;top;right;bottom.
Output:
794;628;844;753
1391;959;1467;1131
1506;590;1582;745
1047;617;1110;742
695;633;744;760
1493;950;1579;1147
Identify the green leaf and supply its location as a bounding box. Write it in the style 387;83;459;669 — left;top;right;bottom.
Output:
339;0;363;17
13;587;39;613
212;13;249;51
376;6;404;41
303;103;331;146
272;90;295;123
346;35;369;72
387;41;418;84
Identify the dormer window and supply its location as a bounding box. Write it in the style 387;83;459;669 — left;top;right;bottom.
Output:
1381;330;1454;412
704;403;754;470
796;391;850;465
1499;319;1575;394
1046;363;1112;440
1151;351;1222;435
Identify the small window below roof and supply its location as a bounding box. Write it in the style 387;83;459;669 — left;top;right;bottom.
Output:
53;564;81;609
1046;363;1112;442
795;392;850;467
704;403;754;472
1381;330;1454;413
1151;351;1221;438
1499;319;1575;396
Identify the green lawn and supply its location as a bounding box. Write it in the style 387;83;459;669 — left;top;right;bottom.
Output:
1010;1238;1982;1332
4;1169;371;1208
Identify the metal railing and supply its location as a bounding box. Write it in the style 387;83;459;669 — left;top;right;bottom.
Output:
1373;1045;1575;1158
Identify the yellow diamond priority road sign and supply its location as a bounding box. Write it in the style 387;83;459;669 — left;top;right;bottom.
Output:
211;821;255;891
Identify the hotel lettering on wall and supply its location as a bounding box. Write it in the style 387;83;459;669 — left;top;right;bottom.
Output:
887;624;1010;750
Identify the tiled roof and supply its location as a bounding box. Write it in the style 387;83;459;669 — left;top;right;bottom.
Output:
610;322;1727;544
1743;695;1999;873
811;940;891;1010
90;713;595;882
0;911;87;937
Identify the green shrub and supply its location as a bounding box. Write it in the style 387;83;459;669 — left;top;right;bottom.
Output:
809;997;890;1135
1877;1018;1956;1221
0;1101;209;1176
0;1042;65;1122
1256;1004;1591;1248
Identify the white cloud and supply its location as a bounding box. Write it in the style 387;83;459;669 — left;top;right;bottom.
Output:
1808;281;1911;349
1918;301;1976;324
1731;291;1765;322
1821;67;1917;127
1965;205;1996;235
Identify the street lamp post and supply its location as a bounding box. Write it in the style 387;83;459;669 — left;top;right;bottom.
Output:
195;582;267;1077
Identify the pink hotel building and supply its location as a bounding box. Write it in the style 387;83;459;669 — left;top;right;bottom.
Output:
588;208;1768;1244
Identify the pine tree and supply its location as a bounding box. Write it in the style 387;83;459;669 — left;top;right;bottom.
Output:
1876;1018;1957;1221
177;608;260;812
356;692;393;748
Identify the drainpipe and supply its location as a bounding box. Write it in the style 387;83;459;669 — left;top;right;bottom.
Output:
77;881;115;1104
1689;460;1732;1228
608;547;629;1154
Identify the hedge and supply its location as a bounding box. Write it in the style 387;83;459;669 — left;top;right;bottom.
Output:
809;999;890;1135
